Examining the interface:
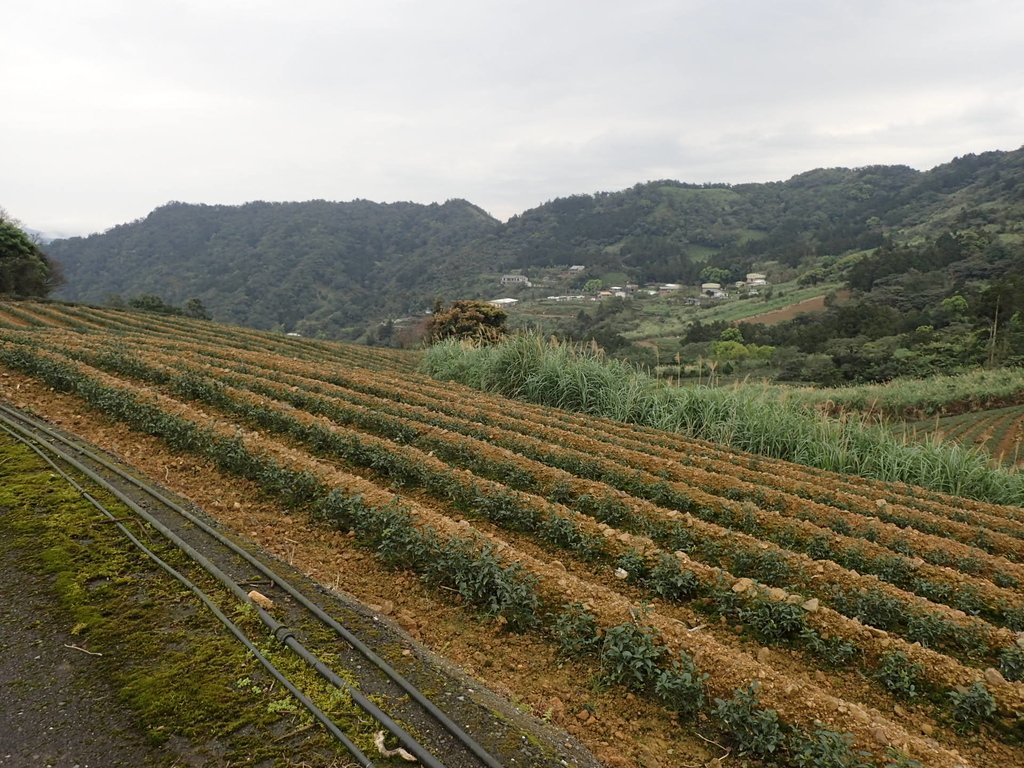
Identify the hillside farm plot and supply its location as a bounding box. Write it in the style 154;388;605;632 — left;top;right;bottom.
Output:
2;300;1024;768
905;405;1024;468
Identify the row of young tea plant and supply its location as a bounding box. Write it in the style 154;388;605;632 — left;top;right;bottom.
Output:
0;338;966;768
3;302;1023;766
4;331;1019;741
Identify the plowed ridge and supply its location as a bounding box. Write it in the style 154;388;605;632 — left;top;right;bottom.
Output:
2;301;1023;768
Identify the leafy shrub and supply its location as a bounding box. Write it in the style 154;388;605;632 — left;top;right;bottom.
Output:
800;629;856;668
648;553;701;602
806;534;835;560
615;550;651;585
1004;606;1024;632
553;603;601;659
713;684;785;758
730;549;791;586
573;494;629;527
653;654;707;718
449;546;541;632
874;652;924;698
952;586;985;616
835;588;904;632
741;599;806;643
947;682;996;732
998;645;1024;682
540;512;604;559
792;728;872;768
599;622;664;691
905;613;949;649
993;572;1019;589
883;748;924;768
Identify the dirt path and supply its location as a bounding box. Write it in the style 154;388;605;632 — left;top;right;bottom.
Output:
0;532;169;768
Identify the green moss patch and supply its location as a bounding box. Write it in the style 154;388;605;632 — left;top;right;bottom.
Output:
0;434;376;765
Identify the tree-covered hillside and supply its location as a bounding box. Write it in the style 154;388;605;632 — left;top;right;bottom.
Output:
48;199;499;336
47;146;1024;340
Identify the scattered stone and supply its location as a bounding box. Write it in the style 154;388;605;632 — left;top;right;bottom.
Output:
801;598;819;612
871;725;890;745
247;590;274;610
732;577;754;593
893;704;906;717
920;722;934;736
576;709;591;723
765;587;787;601
984;667;1006;686
614;568;628;580
547;696;565;721
756;647;771;665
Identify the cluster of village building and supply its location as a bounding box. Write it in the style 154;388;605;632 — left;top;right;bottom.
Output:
487;270;768;308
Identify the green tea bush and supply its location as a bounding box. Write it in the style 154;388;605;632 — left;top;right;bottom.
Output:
446;545;541;632
947;682;996;732
647;553;701;602
883;748;924;768
792;728;872;768
874;652;924;698
998;645;1024;682
573;494;630;527
741;599;807;643
599;622;664;691
552;603;601;659
800;629;856;668
653;654;706;718
712;684;785;758
615;549;651;585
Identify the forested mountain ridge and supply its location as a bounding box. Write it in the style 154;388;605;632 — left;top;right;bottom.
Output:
47;146;1024;339
49;198;500;335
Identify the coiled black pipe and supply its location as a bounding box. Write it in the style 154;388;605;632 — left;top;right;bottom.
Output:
0;401;503;768
0;418;375;767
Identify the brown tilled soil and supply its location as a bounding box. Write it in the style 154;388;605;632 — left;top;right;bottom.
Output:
4;364;1022;768
1;373;716;768
742;294;829;325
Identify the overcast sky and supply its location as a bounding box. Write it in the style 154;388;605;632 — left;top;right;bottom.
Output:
4;0;1023;237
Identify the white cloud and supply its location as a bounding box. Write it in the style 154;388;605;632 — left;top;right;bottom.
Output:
2;0;1022;234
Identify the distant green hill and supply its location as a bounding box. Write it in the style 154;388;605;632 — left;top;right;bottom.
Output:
47;146;1024;339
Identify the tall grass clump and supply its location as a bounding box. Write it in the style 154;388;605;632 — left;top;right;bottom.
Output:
421;334;1024;506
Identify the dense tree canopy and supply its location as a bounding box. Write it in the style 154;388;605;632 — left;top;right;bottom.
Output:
43;146;1024;341
426;299;507;344
0;212;62;297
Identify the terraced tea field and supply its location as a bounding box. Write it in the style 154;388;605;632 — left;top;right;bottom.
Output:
904;405;1024;469
2;300;1023;768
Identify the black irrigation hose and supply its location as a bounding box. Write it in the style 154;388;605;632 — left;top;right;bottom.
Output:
0;408;453;768
0;401;504;768
0;419;375;768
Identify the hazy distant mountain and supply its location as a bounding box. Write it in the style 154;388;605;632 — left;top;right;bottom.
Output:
48;146;1024;339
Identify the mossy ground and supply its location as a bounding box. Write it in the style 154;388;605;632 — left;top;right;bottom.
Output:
0;433;387;766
